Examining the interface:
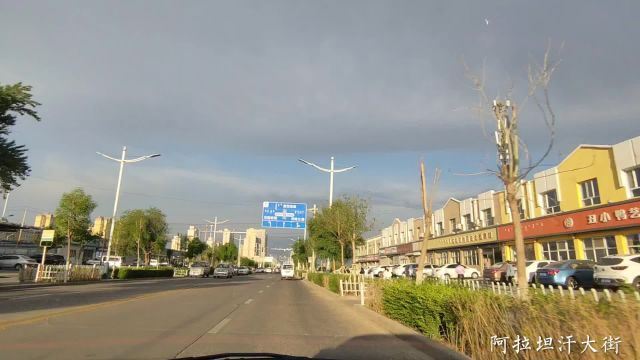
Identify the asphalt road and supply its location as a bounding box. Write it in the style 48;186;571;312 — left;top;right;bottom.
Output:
0;274;466;360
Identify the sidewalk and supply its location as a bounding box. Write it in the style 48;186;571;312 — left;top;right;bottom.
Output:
301;280;470;360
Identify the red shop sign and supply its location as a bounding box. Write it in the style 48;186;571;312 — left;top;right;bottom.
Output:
498;199;640;241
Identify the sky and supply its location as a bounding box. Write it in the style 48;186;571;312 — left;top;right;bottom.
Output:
1;1;639;252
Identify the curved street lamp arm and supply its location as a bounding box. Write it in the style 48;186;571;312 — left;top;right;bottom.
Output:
333;165;357;173
124;154;161;163
298;159;330;172
96;152;121;162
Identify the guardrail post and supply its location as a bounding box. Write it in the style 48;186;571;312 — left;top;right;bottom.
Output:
634;291;640;302
360;282;365;306
339;279;344;296
548;285;554;295
619;291;626;303
491;282;495;294
540;285;546;295
568;286;575;300
591;288;599;302
603;289;612;302
558;285;564;298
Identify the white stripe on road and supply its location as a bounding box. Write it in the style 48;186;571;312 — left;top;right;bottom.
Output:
266;285;270;288
208;318;231;334
258;290;263;294
244;298;253;304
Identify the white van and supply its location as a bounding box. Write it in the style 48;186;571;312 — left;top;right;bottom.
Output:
101;256;136;268
281;264;295;280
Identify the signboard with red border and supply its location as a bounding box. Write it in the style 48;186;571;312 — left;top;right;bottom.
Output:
498;199;640;241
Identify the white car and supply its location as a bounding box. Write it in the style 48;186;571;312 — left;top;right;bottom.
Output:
0;255;38;270
393;263;416;277
422;264;442;277
594;255;640;290
281;264;295;279
433;263;480;280
515;260;552;283
264;267;273;273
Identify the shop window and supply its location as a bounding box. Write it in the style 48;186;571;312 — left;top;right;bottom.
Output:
541;240;575;261
481;246;503;266
449;219;458;233
525;244;536;260
580;179;601;207
450;251;460;264
436;222;444;236
482;209;494;226
542;190;561;214
627;234;640;254
517;199;526;220
462;249;479;265
628;168;640;197
463;214;473;231
583;237;618;261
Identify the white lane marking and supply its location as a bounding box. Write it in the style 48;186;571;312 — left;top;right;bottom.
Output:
266;285;270;288
244;298;253;304
208;318;231;334
258;290;263;294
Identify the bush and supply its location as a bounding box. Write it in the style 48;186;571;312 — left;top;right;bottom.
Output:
116;266;174;279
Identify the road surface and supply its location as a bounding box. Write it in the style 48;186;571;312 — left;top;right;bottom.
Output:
0;274;466;360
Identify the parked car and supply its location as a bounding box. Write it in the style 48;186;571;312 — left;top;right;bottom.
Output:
517;260;551;284
83;258;102;266
101;256;136;268
483;261;514;282
0;255;39;270
422;264;442;277
403;264;418;278
536;260;596;289
237;266;250;275
371;265;390;277
213;264;233;278
393;263;416;277
189;262;211;277
434;263;480;280
594;255;640;290
255;267;265;273
264;267;273;273
281;264;295;279
31;254;66;265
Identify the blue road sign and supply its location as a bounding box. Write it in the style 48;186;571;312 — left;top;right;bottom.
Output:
261;201;307;229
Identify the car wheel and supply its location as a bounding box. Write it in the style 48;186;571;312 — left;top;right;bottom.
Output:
633;277;640;291
566;276;578;289
471;272;479;279
14;264;22;270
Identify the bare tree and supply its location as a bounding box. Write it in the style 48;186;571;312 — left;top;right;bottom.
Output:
466;44;560;297
415;161;441;284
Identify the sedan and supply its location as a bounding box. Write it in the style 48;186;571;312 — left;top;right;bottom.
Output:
237;266;250;275
189;262;211;277
536;260;595;289
483;262;513;283
434;263;480;280
0;255;39;270
213;264;233;278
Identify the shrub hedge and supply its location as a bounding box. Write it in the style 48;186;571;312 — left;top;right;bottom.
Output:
116;266;174;279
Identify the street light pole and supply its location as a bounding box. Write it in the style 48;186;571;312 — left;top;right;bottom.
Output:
298;157;356;207
98;146;160;263
1;192;9;219
205;217;230;247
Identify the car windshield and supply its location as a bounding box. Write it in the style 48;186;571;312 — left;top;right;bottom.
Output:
597;257;624;266
283;265;293;270
545;262;565;269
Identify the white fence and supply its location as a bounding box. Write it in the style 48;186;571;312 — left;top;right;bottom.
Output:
30;264;104;283
339;274;366;305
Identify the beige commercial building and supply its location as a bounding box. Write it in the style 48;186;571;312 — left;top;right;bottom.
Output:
34;213;54;229
239;228;268;264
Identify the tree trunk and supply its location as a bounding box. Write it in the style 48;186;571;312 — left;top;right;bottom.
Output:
506;182;529;298
66;228;72;266
340;243;345;269
416;161;431;285
350;237;356;270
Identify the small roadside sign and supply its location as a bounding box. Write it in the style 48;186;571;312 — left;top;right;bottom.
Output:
40;229;54;247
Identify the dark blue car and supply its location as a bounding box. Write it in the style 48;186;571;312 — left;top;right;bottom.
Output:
535;260;596;289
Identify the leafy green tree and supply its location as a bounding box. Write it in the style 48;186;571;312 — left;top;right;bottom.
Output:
344;196;373;266
240;257;257;267
115;208;169;264
291;238;308;269
186;238;207;260
215;242;238;262
0;83;41;193
54;188;98;265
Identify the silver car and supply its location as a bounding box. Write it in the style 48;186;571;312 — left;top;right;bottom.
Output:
0;255;39;270
213;264;233;278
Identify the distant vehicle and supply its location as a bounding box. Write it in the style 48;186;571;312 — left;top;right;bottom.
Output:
265;267;273;273
255;267;264;273
149;259;169;266
237;266;250;275
0;255;39;270
102;256;136;268
515;260;551;284
281;264;295;280
370;265;390;277
536;260;596;289
434;263;480;280
393;263;416;277
483;262;514;282
84;258;102;266
189;262;211;277
213;264;233;278
594;255;640;290
31;254;66;265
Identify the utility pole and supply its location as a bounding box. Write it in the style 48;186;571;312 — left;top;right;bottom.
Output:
205;217;230;247
1;191;9;220
16;208;27;248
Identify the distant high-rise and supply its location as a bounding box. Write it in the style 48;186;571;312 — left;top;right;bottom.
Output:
187;225;199;240
240;228;268;264
91;217;112;238
34;213;54;228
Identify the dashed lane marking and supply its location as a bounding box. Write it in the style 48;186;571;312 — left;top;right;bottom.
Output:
207;318;231;334
244;299;253;304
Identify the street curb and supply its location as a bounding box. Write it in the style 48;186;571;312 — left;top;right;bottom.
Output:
302;280;471;360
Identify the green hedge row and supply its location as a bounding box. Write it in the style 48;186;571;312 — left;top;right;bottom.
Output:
380;279;470;339
115;266;174;279
307;272;352;294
